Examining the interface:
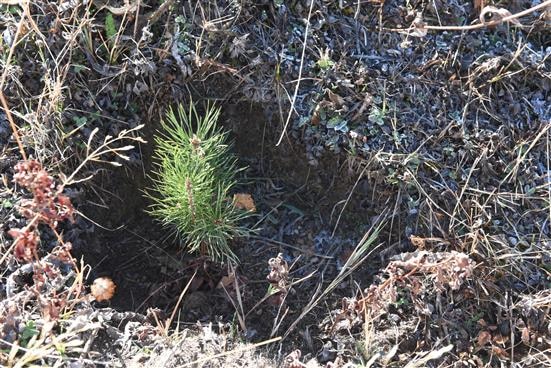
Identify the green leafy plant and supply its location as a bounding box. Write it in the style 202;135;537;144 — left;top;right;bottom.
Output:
20;321;39;348
102;11;126;64
146;103;253;263
104;13;117;40
316;48;334;70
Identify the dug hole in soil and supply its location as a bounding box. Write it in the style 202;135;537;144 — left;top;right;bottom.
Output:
73;82;379;351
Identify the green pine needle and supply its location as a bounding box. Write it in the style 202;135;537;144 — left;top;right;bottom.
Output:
145;102;252;263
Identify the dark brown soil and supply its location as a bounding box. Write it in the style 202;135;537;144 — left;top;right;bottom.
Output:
70;91;379;356
65;77;399;329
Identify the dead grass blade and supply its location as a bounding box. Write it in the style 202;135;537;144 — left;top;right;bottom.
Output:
275;0;315;146
163;268;197;337
283;210;389;338
403;344;454;368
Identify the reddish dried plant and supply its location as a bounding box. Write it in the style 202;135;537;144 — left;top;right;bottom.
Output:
331;251;474;333
7;160;75;262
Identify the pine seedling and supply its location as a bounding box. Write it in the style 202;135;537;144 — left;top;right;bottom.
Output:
146;103;252;263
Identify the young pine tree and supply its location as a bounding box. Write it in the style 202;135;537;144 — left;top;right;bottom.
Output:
146;103;252;263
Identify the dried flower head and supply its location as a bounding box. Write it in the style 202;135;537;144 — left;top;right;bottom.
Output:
91;277;116;302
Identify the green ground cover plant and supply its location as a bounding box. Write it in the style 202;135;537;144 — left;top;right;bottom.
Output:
146;103;252;263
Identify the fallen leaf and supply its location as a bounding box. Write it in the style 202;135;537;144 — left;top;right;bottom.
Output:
327;89;345;106
217;273;236;289
311;101;330;126
233;193;256;212
491;345;509;360
477;330;492;347
493;334;509;344
410;235;426;249
521;327;530;345
311;104;321;126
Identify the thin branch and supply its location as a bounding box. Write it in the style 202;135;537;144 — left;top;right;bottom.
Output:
0;14;27;160
0;91;27;160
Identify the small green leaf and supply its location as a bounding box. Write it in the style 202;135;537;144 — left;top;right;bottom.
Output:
105;13;117;40
525;187;536;196
368;106;385;125
327;117;348;132
20;321;39;348
72;116;88;127
73;64;86;73
267;284;279;296
297;116;309;128
316;56;334;70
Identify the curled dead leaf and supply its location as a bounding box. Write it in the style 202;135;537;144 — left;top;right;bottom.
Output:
217;274;235;289
521;327;530;345
491;345;509;360
327;89;345;107
311;106;321;126
410;235;426;249
477;330;492;346
233;193;256;212
493;333;509;345
91;277;116;302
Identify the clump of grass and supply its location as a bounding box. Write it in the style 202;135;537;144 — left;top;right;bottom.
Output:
146;103;252;263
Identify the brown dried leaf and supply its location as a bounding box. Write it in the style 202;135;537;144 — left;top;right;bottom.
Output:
476;330;492;347
410;235;426;249
327;90;345;107
233;193;256;212
491;345;509;360
217;273;236;290
311;103;322;126
493;334;509;344
521;327;530;345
